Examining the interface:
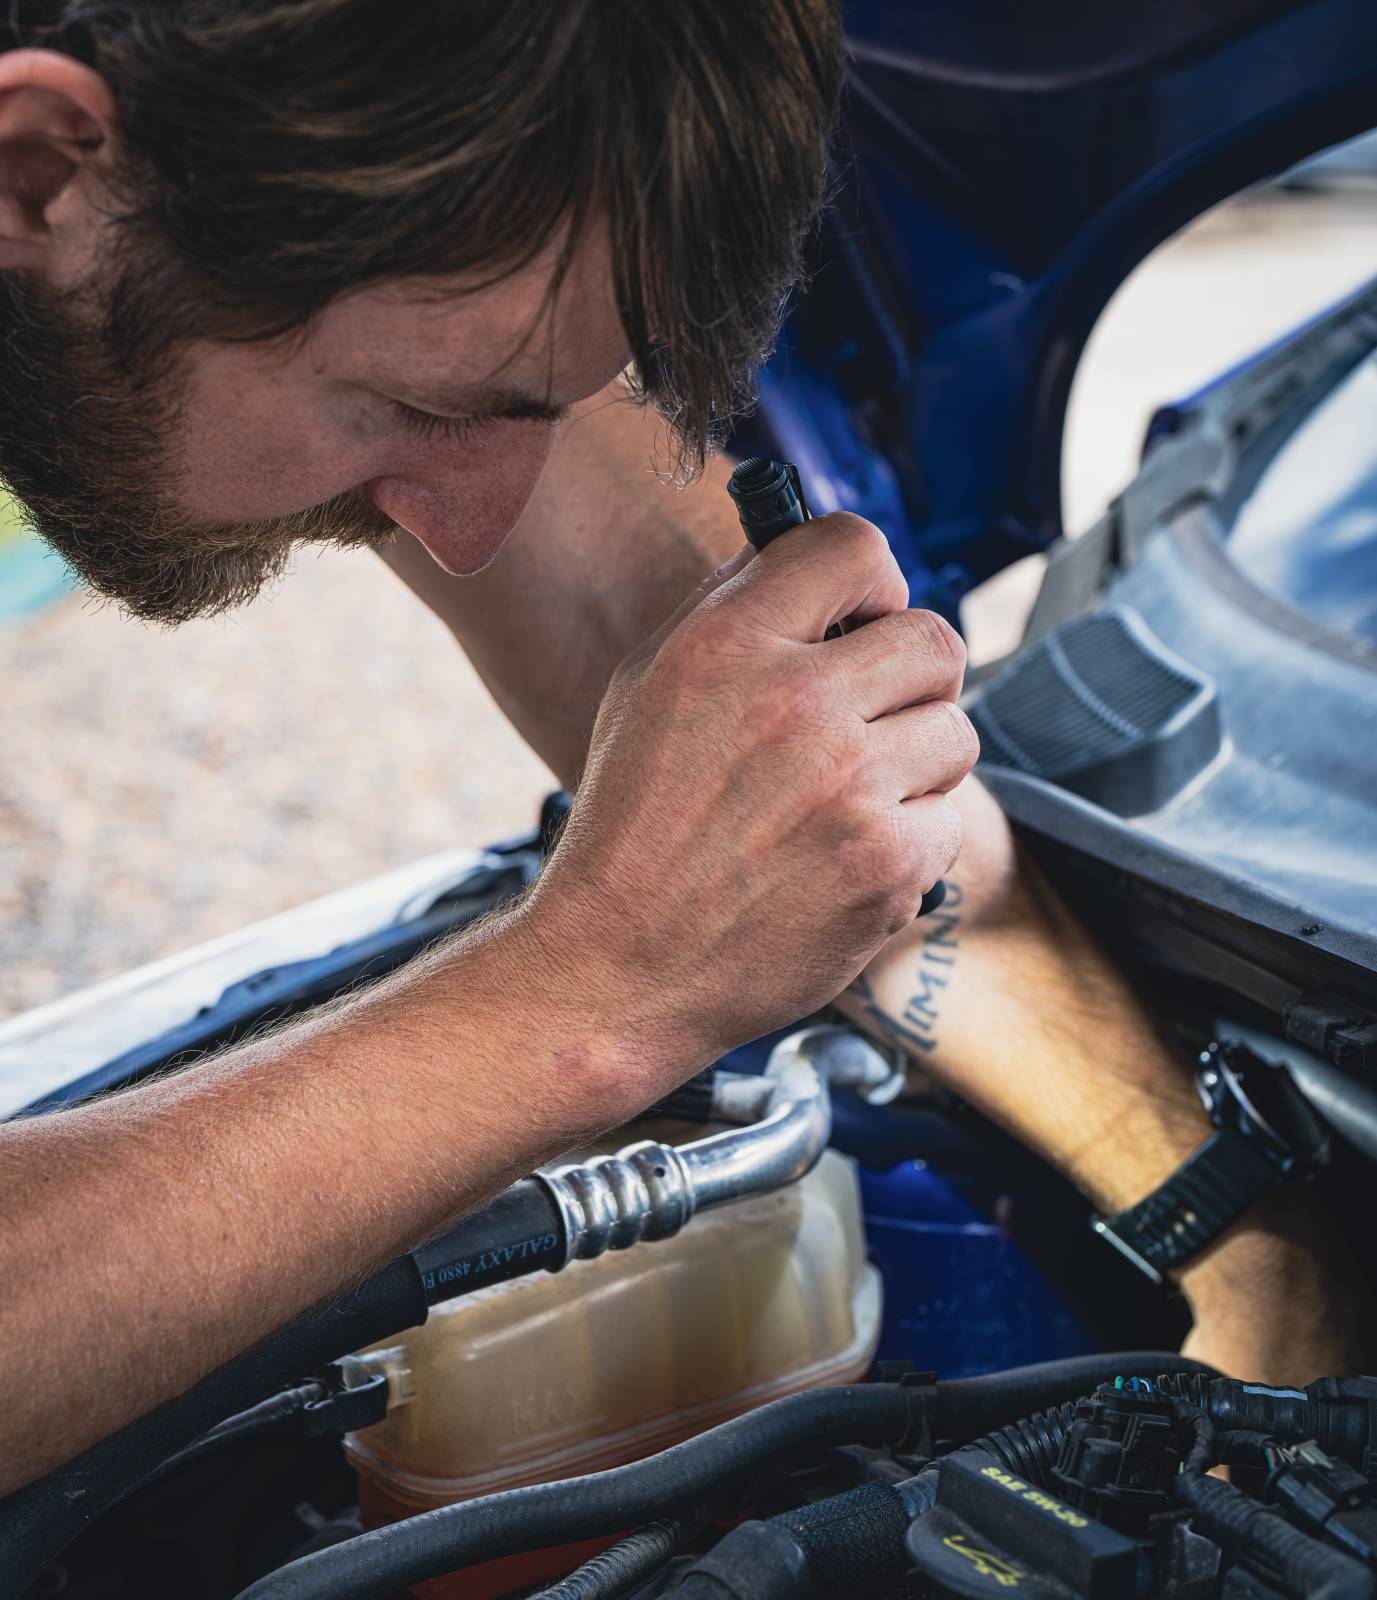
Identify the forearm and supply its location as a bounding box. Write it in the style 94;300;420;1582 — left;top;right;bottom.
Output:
381;384;743;785
1;464;975;1494
839;777;1364;1383
843;778;1205;1206
0;903;659;1495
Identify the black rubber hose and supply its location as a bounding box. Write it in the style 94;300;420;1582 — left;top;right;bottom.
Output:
974;1372;1376;1491
930;1352;1217;1443
658;1481;917;1599
1176;1374;1377;1466
412;1177;564;1303
774;1479;912;1595
0;1178;564;1595
535;1512;707;1600
235;1385;929;1600
671;1522;807;1600
234;1355;1203;1600
0;1255;425;1594
646;1472;921;1600
1177;1468;1377;1600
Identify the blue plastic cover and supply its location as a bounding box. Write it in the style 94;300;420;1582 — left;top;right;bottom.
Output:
739;0;1377;617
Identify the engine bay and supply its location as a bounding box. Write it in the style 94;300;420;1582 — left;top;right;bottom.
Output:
8;1014;1373;1600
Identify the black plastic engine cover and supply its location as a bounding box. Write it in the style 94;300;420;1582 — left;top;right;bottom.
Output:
906;1450;1144;1599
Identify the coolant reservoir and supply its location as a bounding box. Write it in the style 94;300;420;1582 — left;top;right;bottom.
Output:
346;1145;880;1519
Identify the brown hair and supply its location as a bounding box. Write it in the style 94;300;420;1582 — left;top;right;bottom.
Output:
15;0;844;470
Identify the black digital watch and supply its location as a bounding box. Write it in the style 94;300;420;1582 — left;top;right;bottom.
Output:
1090;1038;1331;1284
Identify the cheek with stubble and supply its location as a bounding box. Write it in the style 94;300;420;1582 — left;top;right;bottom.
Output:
365;423;557;575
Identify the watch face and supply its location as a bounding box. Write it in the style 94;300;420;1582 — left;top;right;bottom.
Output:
1208;1040;1329;1165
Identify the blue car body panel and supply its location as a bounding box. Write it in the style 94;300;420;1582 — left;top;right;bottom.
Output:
738;0;1377;617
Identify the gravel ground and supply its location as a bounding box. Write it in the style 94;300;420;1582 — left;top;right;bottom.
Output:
3;192;1376;1020
0;554;554;1015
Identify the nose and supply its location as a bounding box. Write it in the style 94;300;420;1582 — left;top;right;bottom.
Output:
364;423;556;575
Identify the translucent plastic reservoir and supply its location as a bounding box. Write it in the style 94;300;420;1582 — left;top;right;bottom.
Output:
347;1146;881;1511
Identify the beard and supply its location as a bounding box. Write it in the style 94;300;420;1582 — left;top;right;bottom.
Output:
0;269;396;626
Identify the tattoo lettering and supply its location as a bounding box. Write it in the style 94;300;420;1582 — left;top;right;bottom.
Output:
850;882;964;1056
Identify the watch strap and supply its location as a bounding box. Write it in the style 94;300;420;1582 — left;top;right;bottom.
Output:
1091;1128;1279;1283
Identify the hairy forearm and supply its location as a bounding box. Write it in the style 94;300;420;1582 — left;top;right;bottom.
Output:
381;385;744;785
2;429;975;1494
0;904;656;1495
839;778;1364;1383
842;779;1206;1205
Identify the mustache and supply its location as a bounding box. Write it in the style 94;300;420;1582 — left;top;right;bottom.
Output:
193;490;398;554
81;491;401;626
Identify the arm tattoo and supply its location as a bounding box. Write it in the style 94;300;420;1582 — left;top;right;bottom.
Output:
849;882;964;1056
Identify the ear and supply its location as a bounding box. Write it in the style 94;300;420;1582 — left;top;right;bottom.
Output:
0;48;118;278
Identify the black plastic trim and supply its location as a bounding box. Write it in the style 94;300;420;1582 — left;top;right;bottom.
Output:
982;769;1377;1010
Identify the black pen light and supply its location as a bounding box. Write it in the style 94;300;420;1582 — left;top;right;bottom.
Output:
727;457;946;919
726;456;812;549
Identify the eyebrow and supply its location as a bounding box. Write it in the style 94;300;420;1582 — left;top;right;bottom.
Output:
393;382;571;424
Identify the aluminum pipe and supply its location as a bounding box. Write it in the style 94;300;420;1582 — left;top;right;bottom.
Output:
537;1024;898;1268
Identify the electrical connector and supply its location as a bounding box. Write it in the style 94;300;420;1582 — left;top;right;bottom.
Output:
1264;1439;1377;1570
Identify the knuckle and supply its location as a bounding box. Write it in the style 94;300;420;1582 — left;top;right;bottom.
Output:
934;699;981;769
825;512;896;569
851;798;964;918
905;607;967;681
826;510;886;548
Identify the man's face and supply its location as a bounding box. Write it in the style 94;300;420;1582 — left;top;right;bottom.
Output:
174;235;631;578
3;229;630;623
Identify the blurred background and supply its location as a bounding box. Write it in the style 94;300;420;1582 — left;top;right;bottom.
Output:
3;136;1377;1020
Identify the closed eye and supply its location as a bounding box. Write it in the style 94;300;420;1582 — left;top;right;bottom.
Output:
390;402;497;443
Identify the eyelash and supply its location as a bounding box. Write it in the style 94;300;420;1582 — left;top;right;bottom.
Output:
390;402;495;443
